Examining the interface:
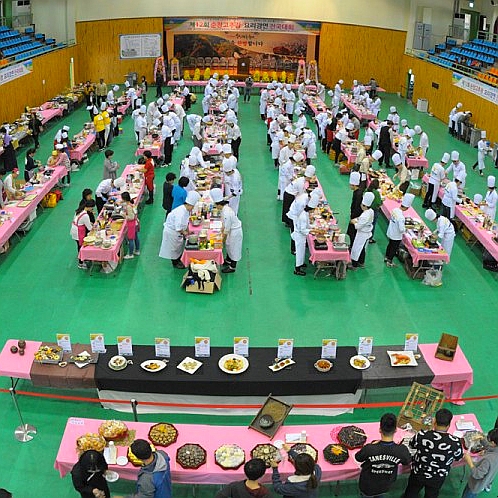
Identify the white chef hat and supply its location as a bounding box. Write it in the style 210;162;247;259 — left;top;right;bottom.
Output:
346;123;354;131
113;177;126;189
223;74;229;81
392;153;402;166
401;119;408;127
474;193;483;204
285;84;291;91
62;125;70;131
223;157;236;172
481;131;487;139
93;106;99;115
100;102;107;111
226;115;236;124
222;144;232;154
266;83;272;90
293;151;305;163
441;152;450;163
457;102;462;108
210;188;224;203
139;105;147;113
288;134;296;144
202;115;212;124
55;143;64;150
294;128;303;137
311;187;322;198
305;79;311;85
211;91;218;98
425;209;437;222
157;98;164;106
213;73;219;79
451;151;459;161
152;118;161;127
188;155;198;166
362;191;375;207
390;106;396;113
414;125;422;134
407;129;415;138
304;165;316;178
349;171;361;186
113;85;119;92
372;150;383;161
277;114;286;123
185;190;201;206
219;103;228;112
276;131;285;141
179;79;185;86
308;194;320;209
401;193;415;208
338;79;344;84
274;97;282;106
285;125;293;133
327;90;334;97
124;81;130;88
61;131;68;139
488;175;496;188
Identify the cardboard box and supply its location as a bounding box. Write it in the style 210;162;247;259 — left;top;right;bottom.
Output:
461;225;476;243
182;272;222;294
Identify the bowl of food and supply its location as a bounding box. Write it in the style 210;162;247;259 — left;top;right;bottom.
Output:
314;359;333;372
258;414;275;429
315;234;327;244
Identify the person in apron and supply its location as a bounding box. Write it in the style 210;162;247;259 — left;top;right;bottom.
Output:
472;131;489;177
121;191;140;260
482;175;497;222
422;153;449;209
350;192;375;270
425;209;456;257
70;200;95;269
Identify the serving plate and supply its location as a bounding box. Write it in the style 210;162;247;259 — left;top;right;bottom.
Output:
140;359;168;372
349;355;370;370
218;354;249;374
387;350;418;367
177;357;202;375
108;355;129;371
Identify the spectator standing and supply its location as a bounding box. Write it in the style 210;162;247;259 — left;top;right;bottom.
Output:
215;458;268;498
95;78;107;107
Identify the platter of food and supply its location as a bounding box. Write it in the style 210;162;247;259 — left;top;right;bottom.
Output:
349;355;370;370
337;425;368;449
218;354;249;374
323;444;349;464
148;422;178;447
387;351;418;367
34;345;63;364
463;430;487;453
177;357;202;375
140;359;168;372
69;352;98;364
108;355;129;371
268;358;295;372
76;433;106;453
290;443;318;462
249;395;293;439
215;444;246;470
176;443;207;469
251;444;279;467
98;420;128;440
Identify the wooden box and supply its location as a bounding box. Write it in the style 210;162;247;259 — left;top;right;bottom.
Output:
435;333;458;361
461;226;476;244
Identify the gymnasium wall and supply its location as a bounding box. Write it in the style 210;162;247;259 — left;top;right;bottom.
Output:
74;18;164;84
319;23;407;93
0;46;76;124
401;54;498;143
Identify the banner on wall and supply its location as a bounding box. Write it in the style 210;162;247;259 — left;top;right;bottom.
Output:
164;17;320;35
119;34;162;59
0;59;32;86
452;72;498;105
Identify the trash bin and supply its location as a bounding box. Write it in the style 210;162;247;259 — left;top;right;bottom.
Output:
126;72;138;87
417;98;428;112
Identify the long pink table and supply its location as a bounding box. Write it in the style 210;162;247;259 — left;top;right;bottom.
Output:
54;415;478;483
419;343;473;404
180;219;224;266
70;133;96;162
168;80;300;90
306;95;327;116
135;136;164;158
341;96;376;121
406;155;429;169
79;165;145;263
39;107;64;125
0;166;66;247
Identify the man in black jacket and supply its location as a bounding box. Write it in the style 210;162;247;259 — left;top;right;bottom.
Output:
378;121;393;168
162;172;176;218
216;458;269;498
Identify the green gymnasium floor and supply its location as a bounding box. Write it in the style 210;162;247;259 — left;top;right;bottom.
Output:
0;90;496;497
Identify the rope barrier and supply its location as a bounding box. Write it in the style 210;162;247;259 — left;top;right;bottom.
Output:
1;387;498;410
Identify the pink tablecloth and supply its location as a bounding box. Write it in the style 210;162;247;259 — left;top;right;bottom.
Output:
419;343;473;403
135;140;163;158
39;107;63;125
306;96;327;116
54;415;478;482
406;155;429;169
70;133;96;162
167;80;300;90
0;339;42;379
0;166;67;247
181;249;224;266
308;236;351;263
79;165;145;263
341;96;376;121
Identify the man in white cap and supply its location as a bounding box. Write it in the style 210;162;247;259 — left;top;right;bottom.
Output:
259;86;270;121
210;188;243;274
387;106;400;132
446;151;467;188
393;153;410;194
223;159;243;215
95;177;125;213
331;125;348;166
441;176;463;219
359;150;383;190
278;157;295;201
159;190;200;269
482;175;497;221
448;102;462;136
334;79;343;100
349;191;375;269
292;192;320;276
283;84;296;120
425;209;456;256
384;193;414;267
346;171;364;246
226;118;242;160
134;106;148;146
295;110;307;130
282;174;308;229
423;153;449;209
222;144;238;171
472;131;489;176
106;85;119;105
53;143;71;187
413;125;429;157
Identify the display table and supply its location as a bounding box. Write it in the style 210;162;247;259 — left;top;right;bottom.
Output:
167;80;300;90
135;136;164;158
69;133;96;162
341;96;376;121
406;154;429;169
39;106;64;125
0;166;67;247
55;415;479;483
306;95;327;116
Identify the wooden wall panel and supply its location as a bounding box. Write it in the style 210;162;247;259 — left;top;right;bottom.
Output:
0;46;76;123
400;54;498;143
75;18;164;84
319;23;407;93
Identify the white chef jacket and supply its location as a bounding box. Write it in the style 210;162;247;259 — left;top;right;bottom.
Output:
442;181;461;218
95;179;113;198
221;204;243;261
278;160;294;200
351;208;374;261
419;132;429;156
296;114;307;129
387;208;406;241
279;146;293;165
434;215;456;256
227;124;241;142
159;205;189;259
429;163;446;185
134;115;147;134
446;160;467;187
106;90;115;104
3;174;16;195
259;90;269;114
483;189;497;221
477;139;488;170
283;90;295;115
448;106;457;127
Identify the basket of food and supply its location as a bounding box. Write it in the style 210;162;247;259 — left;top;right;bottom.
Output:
148;423;178;447
176;444;207;469
323;443;349;464
76;433;106;454
98;420;128;441
215;444;246;470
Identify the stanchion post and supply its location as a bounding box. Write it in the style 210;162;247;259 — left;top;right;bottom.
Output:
130;398;138;422
9;387;37;442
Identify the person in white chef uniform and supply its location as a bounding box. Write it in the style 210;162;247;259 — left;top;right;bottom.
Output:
349;191;375;270
441;176;463;219
446;151;467;189
384;193;414;268
422;153;449;209
425;209;456;257
414;125;429;157
482;175;497;221
472;131;489;176
159;190;201;269
291;191;320;276
223;158;243;216
210;188;243;274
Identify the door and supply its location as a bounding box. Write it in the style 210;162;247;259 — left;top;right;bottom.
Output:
461;9;480;40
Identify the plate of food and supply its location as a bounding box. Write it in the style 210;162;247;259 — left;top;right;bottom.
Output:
269;358;295;372
140;359;168;372
108;355;129;371
34;345;63;364
314;359;333;372
177;357;202;375
218;354;249;374
387;351;418;367
349;355;370;370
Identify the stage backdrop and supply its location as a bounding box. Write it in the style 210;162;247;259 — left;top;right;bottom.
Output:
164;17;320;68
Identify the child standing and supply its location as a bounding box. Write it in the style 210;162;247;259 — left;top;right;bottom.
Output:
121;191;140;259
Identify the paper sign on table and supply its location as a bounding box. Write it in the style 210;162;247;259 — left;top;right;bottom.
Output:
358;337;373;356
90;334;106;354
117;336;133;356
155;338;171;358
404;333;419;352
321;339;337;359
277;339;294;359
56;334;72;353
234;337;249;357
195;337;210;357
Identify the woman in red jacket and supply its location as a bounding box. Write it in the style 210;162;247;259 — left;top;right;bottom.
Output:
141;150;155;204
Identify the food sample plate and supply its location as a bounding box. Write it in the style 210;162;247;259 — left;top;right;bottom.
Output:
148;423;178;447
218;354;249;374
176;443;207;469
387;350;418;367
251;443;279;467
215;444;246;470
268;358;295;372
108;355;129;371
349;355;370;370
177;357;202;375
291;443;318;462
337;425;368;449
249;395;293;439
140;359;168;372
323;444;349;465
68;352;98;364
34;345;63;364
